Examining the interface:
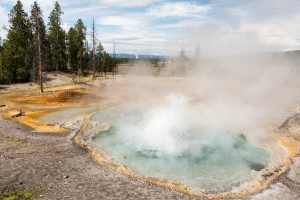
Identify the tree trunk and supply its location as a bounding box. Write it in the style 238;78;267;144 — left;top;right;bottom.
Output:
113;40;116;78
92;18;95;79
38;22;43;93
56;12;59;72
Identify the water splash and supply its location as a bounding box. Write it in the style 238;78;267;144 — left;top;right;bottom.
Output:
134;94;190;155
92;94;269;192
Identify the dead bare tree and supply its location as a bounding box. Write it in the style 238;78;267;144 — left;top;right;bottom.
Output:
92;18;96;79
38;21;43;93
113;39;116;78
31;1;45;93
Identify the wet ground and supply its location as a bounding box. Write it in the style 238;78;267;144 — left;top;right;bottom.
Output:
0;116;203;200
0;76;299;199
0;116;299;200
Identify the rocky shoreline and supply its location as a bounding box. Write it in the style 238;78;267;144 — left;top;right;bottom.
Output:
73;110;299;199
0;110;299;200
0;75;299;199
0;116;205;200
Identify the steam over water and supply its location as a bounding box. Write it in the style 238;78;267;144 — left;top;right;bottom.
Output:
92;94;269;192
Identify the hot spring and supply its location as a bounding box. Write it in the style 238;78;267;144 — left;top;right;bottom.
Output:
91;94;270;193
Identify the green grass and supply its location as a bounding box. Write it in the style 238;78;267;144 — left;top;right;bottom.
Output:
0;190;39;200
8;138;18;142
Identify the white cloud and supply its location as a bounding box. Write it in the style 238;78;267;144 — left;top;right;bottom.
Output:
98;30;169;55
213;0;300;48
158;19;203;29
0;5;9;39
0;5;9;23
1;0;300;55
99;0;161;7
240;15;300;46
61;22;69;31
147;2;211;18
5;0;55;15
1;0;57;24
97;16;140;26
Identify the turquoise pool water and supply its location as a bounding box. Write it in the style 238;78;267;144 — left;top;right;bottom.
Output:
91;100;269;193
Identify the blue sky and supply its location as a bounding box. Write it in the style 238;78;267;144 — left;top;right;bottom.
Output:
0;0;300;56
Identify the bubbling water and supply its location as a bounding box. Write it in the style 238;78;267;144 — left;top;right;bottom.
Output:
92;94;269;193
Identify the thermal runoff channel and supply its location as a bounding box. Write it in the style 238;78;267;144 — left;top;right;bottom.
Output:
92;94;269;193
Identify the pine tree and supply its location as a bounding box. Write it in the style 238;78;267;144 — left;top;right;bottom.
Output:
48;1;66;72
66;20;87;73
103;51;113;76
96;42;104;75
67;27;79;72
31;1;49;93
75;19;86;70
1;0;32;83
83;40;90;73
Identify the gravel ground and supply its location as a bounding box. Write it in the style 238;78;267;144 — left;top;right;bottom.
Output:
0;116;299;200
0;72;73;94
1;73;300;200
0;117;208;200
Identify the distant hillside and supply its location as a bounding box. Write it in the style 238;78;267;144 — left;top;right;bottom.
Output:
283;50;300;57
109;53;166;59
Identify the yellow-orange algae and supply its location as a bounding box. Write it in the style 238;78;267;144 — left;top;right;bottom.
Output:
16;89;89;104
76;120;300;199
0;86;99;134
1;81;299;199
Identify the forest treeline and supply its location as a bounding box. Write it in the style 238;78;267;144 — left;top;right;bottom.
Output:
0;0;115;85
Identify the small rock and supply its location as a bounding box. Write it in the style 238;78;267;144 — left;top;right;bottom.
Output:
63;175;69;179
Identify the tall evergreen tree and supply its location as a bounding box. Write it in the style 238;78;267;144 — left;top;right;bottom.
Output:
96;42;104;75
48;1;66;71
75;19;86;70
83;40;90;73
67;27;79;72
103;51;113;76
31;1;49;93
1;0;32;83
